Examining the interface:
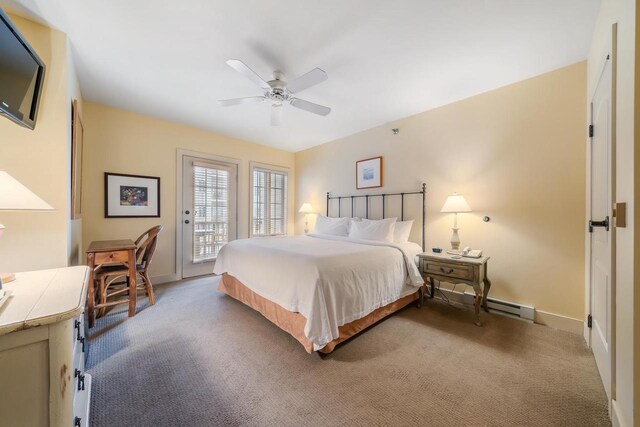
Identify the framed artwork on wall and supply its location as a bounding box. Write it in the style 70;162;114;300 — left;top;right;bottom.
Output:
104;172;160;218
70;99;84;219
356;156;383;189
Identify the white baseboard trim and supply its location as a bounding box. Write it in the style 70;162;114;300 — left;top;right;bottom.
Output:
533;310;584;334
611;399;627;427
583;321;591;347
151;273;181;285
432;287;583;334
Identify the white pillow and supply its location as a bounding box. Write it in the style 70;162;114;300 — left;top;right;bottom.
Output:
313;215;350;236
349;217;397;242
393;220;414;243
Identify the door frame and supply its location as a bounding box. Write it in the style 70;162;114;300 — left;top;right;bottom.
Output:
176;149;240;279
584;23;617;404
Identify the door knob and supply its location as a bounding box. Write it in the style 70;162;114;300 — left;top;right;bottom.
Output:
185;210;190;215
185;220;190;224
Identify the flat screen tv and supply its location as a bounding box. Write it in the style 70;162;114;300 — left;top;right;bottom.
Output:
0;8;45;130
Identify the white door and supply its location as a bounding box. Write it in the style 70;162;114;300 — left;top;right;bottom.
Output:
182;156;237;278
589;53;613;399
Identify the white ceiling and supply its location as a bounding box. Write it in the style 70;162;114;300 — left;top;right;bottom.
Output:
2;0;599;152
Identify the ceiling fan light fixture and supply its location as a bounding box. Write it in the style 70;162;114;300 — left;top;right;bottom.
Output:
220;59;331;125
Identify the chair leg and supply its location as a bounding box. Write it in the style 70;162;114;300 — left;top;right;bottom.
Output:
98;275;107;318
143;271;155;305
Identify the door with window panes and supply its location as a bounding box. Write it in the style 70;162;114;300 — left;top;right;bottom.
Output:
182;157;237;278
251;166;288;236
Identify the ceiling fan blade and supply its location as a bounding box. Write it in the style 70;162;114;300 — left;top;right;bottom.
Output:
287;68;328;93
271;104;283;126
218;96;265;107
290;98;331;116
226;59;271;90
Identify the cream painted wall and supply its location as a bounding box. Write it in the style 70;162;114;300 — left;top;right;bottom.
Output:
0;15;70;273
67;42;84;267
82;102;295;281
296;62;586;321
587;0;637;425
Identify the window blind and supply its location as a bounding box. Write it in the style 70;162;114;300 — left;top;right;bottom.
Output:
192;163;230;262
252;167;288;236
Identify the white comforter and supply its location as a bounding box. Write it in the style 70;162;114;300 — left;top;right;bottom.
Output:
212;234;424;351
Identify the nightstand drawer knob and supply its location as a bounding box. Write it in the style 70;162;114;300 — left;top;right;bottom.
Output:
440;267;454;274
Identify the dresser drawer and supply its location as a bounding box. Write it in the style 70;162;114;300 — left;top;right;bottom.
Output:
422;259;474;281
73;373;92;427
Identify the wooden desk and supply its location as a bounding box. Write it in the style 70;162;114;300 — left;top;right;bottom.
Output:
86;239;137;327
418;252;491;326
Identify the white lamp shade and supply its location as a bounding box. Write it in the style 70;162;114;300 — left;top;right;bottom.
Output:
0;171;54;210
440;193;472;213
298;202;314;214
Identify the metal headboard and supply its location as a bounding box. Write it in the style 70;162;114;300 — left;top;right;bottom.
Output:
326;183;427;251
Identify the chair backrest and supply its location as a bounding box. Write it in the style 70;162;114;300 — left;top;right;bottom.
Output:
135;225;163;270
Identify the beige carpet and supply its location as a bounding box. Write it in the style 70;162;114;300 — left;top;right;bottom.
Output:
87;276;610;427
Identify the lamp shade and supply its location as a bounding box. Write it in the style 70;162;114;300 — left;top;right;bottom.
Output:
440;193;471;213
0;171;54;211
298;203;314;214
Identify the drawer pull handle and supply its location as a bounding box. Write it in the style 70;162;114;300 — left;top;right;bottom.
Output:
80;336;85;353
77;372;85;391
74;319;81;340
74;416;81;427
440;267;454;274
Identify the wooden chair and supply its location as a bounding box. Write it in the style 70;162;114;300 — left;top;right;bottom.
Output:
95;225;163;317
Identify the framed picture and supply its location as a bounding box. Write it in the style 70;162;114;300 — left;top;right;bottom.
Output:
105;172;160;218
356;156;383;189
71;99;84;219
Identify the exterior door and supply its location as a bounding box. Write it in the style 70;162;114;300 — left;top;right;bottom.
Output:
589;53;613;399
181;156;237;278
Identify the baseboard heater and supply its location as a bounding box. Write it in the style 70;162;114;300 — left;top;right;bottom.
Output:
434;288;535;322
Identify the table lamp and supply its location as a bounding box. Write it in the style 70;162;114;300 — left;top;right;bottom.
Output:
440;192;472;251
0;171;54;286
298;202;314;234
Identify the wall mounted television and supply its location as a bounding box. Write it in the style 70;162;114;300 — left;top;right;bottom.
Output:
0;8;45;130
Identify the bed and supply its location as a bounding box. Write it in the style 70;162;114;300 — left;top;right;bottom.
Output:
213;185;427;353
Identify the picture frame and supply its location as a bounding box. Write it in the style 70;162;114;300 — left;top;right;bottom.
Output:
71;99;84;219
104;172;161;218
356;156;383;189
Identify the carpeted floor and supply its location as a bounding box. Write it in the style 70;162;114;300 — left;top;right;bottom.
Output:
87;276;610;427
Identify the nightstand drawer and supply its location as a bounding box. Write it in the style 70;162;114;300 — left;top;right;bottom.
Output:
422;259;474;281
94;250;129;265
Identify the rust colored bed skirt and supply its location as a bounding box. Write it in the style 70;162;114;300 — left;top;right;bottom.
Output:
218;273;419;354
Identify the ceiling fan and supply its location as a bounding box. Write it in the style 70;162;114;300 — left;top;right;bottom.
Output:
219;59;331;126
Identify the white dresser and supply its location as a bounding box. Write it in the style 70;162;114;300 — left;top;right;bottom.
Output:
0;266;92;427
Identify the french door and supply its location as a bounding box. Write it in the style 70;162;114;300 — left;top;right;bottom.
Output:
181;156;237;278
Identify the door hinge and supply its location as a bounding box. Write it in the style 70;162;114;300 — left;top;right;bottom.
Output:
589;124;594;138
587;314;592;328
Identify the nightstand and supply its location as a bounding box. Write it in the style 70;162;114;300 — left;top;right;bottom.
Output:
418;252;491;326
